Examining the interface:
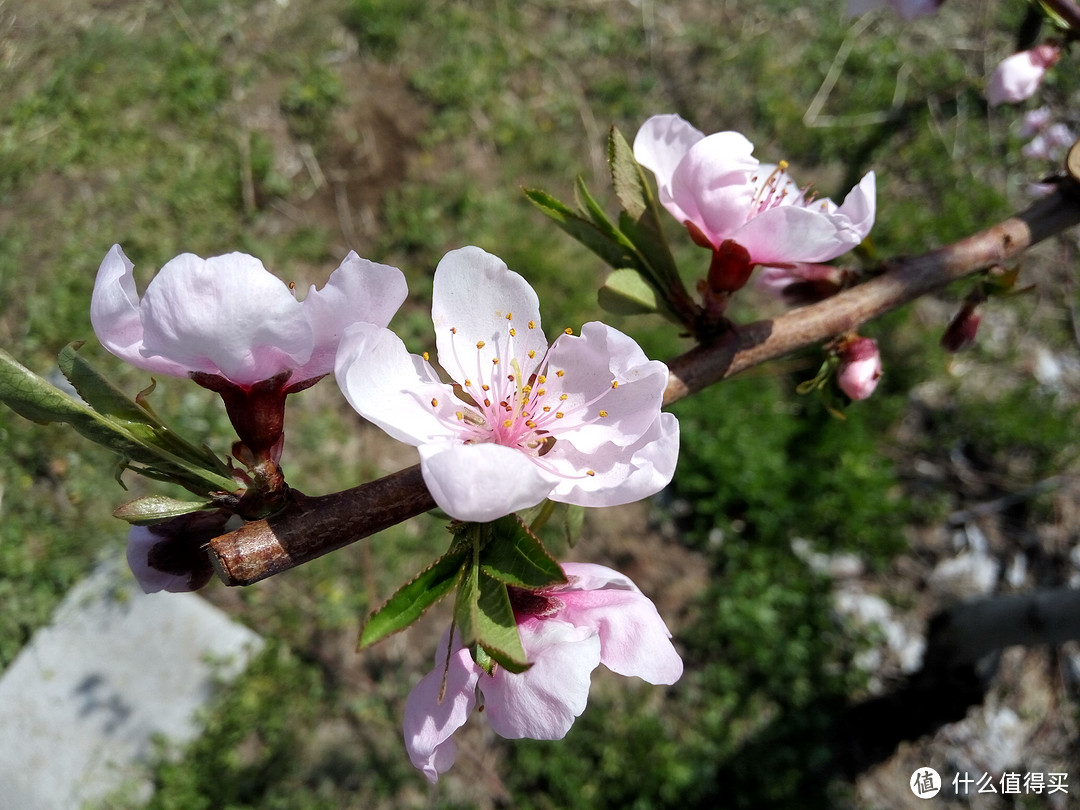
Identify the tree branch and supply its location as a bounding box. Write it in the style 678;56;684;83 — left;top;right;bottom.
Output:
208;185;1080;586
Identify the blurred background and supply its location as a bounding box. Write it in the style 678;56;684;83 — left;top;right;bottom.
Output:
2;0;1080;807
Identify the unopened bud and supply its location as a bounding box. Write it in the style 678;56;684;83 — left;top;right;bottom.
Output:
836;337;882;401
941;305;981;353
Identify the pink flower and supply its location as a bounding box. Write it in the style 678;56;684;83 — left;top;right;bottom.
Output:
92;245;407;462
92;245;407;388
986;45;1061;107
633;114;875;266
836;337;883;400
335;246;679;523
403;562;683;782
846;0;944;19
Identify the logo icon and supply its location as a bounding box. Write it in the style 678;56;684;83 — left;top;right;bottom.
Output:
910;767;941;799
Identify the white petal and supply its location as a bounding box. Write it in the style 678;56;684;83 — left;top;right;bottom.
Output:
90;245;190;377
632;114;706;209
482;619;600;740
541;322;668;453
835;171;876;242
431;247;547;383
402;642;480;783
335;323;457;446
292;252;408;384
139;252;312;384
418;441;558;522
546;412;679;507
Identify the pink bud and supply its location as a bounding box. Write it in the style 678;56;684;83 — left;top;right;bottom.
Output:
837;337;882;400
986;45;1061;107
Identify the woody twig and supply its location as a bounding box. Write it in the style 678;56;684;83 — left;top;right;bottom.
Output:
208;171;1080;587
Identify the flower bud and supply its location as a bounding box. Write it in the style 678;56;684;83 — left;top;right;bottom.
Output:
941;305;981;353
836;337;882;400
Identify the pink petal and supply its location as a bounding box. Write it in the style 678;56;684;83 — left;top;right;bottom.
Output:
732;205;860;264
669;132;758;246
557;580;683;685
292;251;407;384
632;114;706;218
481;619;600;740
418;441;558;522
403;643;480;784
139;252;312;384
835;171;876;242
335;323;457;446
90;245;191;378
431;247;548;384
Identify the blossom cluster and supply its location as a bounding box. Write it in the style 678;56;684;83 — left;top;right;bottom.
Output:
90;238;683;780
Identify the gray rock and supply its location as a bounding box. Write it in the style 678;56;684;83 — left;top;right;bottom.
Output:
0;558;262;810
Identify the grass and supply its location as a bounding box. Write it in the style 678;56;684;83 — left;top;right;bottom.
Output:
1;0;1078;808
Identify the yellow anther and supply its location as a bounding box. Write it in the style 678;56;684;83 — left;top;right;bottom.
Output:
456;411;464;420
599;410;608;417
611;380;619;389
492;358;499;365
543;406;551;412
431;398;439;407
537;375;547;384
586;470;595;477
423;351;430;362
564;327;573;335
559;394;568;401
528;350;536;359
464;378;472;387
506;313;513;320
523;385;532;393
536;389;546;397
556;370;565;377
482;384;490;391
778;159;789;170
555;412;564;419
476;340;485;349
484;398;491;407
526;420;536;428
528;320;535;329
509;328;516;337
503;419;513;427
450;327;457;334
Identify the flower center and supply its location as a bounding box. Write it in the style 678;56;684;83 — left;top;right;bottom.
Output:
747;161;820;221
428;314;614;473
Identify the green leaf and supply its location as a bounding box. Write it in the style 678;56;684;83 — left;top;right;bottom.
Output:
455;530;531;674
58;343;232;478
113;495;215;525
480;514;566;589
358;548;468;648
598;268;661;315
609;124;649;220
523;187;631;270
0;347;236;495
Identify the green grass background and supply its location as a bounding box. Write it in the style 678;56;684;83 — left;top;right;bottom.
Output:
1;0;1078;807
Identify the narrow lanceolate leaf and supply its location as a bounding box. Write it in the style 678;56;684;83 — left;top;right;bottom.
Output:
58;342;232;478
480;514;566;589
523;187;630;270
609;126;689;313
598;268;661;316
113;494;215;525
455;529;530;674
0;347;236;495
358;548;469;649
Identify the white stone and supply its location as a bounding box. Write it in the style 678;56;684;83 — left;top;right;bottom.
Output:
0;558;262;810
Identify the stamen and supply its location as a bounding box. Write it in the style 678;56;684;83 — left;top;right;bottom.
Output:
555;412;564;419
556;370;565;377
423;351;430;362
528;320;535;329
506;313;513;320
564;327;573;335
509;328;516;336
611;381;619;389
431;398;438;407
586;470;595;476
476;341;486;349
599;410;607;417
528;350;536;359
